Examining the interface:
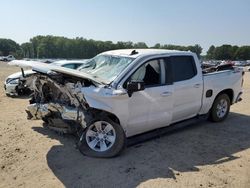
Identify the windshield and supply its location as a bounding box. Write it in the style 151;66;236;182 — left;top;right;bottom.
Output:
78;55;134;83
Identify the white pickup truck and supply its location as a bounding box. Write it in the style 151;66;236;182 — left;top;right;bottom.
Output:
22;49;243;157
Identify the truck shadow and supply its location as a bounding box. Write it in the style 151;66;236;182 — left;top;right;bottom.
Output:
33;112;250;188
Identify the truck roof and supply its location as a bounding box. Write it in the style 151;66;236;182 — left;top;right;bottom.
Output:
101;49;194;58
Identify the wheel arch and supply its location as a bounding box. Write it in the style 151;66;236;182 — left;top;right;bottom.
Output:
209;89;232;122
215;89;234;104
88;108;121;125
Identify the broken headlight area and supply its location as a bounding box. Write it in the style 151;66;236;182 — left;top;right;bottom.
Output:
25;72;94;134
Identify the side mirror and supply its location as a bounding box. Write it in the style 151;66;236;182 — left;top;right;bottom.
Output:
127;81;145;97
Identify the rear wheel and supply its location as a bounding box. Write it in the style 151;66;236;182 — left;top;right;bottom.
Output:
78;118;126;158
210;94;230;122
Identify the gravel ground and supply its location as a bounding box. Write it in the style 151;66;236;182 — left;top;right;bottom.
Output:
0;61;249;188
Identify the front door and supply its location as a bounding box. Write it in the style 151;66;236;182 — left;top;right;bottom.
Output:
126;58;174;136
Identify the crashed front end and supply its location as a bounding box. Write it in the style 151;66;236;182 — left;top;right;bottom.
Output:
25;71;94;134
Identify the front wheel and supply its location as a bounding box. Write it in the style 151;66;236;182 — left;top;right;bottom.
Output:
209;94;230;122
78;118;126;158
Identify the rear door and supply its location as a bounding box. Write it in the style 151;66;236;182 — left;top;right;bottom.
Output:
169;55;203;123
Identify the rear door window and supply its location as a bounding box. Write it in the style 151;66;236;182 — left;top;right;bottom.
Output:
170;56;197;82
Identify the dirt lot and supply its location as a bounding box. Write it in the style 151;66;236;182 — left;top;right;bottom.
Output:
0;62;249;188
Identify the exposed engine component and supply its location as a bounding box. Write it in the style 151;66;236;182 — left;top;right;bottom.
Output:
25;72;94;134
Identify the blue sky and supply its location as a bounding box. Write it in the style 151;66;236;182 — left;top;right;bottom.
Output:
0;0;249;53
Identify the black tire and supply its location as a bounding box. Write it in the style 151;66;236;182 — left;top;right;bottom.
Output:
78;118;126;158
209;94;230;122
42;117;49;124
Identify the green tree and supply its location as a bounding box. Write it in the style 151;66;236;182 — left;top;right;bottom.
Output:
206;45;215;59
0;38;20;56
116;41;133;49
213;45;234;60
133;42;148;49
234;46;250;60
21;42;34;58
153;43;161;49
187;44;202;58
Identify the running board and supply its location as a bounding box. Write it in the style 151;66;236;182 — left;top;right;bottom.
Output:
127;114;208;146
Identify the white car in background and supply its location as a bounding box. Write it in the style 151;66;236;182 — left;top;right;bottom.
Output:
0;55;15;61
4;60;88;96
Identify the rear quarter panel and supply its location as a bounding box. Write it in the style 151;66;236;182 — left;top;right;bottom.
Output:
200;70;243;114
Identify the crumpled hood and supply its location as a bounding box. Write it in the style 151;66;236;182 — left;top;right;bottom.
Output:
8;60;60;74
8;60;105;84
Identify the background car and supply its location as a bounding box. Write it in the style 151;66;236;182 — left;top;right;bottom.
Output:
234;61;249;67
50;60;86;69
0;55;15;61
4;60;88;96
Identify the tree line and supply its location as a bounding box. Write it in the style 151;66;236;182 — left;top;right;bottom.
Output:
19;36;203;59
0;35;249;60
206;45;250;60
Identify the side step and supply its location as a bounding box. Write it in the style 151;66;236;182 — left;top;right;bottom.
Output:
127;114;208;146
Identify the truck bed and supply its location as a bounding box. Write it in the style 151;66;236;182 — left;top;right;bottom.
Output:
202;63;234;74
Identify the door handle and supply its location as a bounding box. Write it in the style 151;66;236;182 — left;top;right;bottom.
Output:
161;91;172;97
194;84;201;88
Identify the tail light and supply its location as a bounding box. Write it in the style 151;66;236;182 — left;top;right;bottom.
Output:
241;71;244;87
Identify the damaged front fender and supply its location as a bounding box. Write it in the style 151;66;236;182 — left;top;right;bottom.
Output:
24;70;117;135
